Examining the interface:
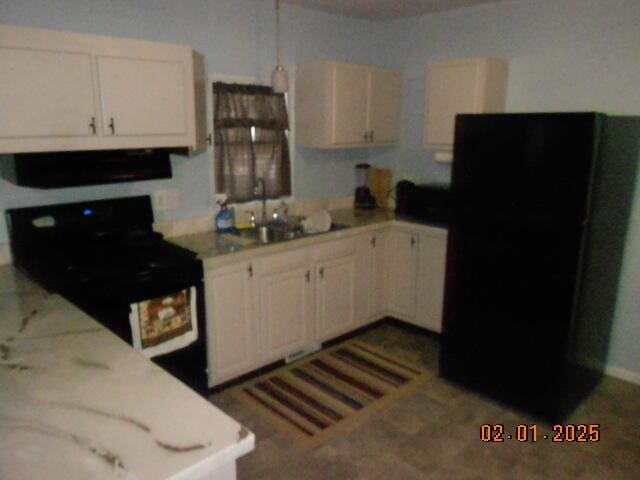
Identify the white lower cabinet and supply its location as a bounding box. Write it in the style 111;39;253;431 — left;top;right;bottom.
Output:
255;248;315;364
416;232;447;332
315;238;357;341
387;229;420;322
204;261;256;387
204;224;447;386
387;226;448;332
355;230;388;325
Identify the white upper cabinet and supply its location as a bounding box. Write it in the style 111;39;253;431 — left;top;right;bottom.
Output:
368;68;403;145
296;60;403;148
0;48;96;139
425;57;508;148
332;63;370;145
97;57;188;137
0;24;206;154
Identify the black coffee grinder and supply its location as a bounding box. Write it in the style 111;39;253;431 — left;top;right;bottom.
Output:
354;163;377;209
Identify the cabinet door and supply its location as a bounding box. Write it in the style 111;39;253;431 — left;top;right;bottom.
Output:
355;230;388;325
387;230;419;322
368;68;402;145
332;63;369;145
317;254;356;341
97;56;188;137
416;234;447;332
425;60;481;146
256;249;314;363
205;262;255;386
0;47;96;139
372;230;389;317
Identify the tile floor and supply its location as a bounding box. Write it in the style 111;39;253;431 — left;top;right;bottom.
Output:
209;322;640;479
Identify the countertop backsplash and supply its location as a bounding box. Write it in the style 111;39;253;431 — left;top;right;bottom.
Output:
154;196;353;239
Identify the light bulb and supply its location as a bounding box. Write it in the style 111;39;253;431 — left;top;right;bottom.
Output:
272;65;289;93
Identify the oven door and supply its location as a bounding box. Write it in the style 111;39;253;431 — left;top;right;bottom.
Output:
128;286;198;358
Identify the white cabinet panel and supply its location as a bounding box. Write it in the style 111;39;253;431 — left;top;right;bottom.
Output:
0;47;96;139
332;63;369;145
368;68;403;145
355;230;388;325
0;24;204;154
256;249;314;363
297;60;402;148
416;233;447;332
205;262;255;386
97;56;187;137
387;229;419;322
425;57;508;147
316;255;356;341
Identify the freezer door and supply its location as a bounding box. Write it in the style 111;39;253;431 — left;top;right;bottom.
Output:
451;113;599;222
440;218;585;418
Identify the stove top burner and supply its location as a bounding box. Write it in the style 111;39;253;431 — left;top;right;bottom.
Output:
6;196;203;300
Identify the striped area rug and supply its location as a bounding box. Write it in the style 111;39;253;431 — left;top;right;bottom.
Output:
233;340;426;444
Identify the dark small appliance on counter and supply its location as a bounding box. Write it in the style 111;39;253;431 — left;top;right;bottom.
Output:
354;163;377;209
0;148;173;188
395;180;450;225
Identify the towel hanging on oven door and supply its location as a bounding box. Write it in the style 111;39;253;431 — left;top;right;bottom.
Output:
128;287;198;358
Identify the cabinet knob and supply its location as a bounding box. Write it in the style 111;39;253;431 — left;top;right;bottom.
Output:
319;267;324;279
247;264;253;277
305;270;311;282
410;237;416;247
363;132;369;142
89;117;96;134
371;236;376;247
108;118;115;135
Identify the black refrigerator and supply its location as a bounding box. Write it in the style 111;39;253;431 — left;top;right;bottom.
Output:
440;112;640;422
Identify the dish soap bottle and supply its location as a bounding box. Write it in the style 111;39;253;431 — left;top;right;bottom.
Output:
215;200;235;233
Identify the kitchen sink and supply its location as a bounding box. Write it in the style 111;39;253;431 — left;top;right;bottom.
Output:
226;222;350;245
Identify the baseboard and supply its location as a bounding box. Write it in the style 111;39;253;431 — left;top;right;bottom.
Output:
605;365;640;385
0;244;11;266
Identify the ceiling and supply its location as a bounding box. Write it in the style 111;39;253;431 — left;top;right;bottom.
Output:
280;0;504;20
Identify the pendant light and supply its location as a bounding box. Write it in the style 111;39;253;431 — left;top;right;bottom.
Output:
271;0;289;93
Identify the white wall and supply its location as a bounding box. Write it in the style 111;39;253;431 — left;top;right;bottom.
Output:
371;0;640;379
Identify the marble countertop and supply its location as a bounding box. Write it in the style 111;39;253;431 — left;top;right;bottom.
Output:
0;267;254;480
170;208;447;268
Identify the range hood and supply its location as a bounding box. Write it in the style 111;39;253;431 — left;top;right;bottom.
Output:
0;149;173;188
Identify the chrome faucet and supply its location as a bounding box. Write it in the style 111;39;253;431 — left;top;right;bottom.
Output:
255;178;268;225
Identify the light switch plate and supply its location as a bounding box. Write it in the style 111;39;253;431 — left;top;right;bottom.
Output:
434;151;453;163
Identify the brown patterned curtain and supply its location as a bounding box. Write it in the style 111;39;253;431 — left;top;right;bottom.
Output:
214;82;291;202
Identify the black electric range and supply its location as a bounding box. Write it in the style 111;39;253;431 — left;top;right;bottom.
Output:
5;196;207;393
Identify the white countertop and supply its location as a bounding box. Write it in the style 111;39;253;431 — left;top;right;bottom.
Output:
170;208;447;268
0;266;254;480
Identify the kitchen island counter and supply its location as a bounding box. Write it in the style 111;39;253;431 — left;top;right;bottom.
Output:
0;266;254;480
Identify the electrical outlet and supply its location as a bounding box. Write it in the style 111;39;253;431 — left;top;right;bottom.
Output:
167;189;181;210
153;190;168;212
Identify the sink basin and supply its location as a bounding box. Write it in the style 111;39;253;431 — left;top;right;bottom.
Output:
226;222;350;245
